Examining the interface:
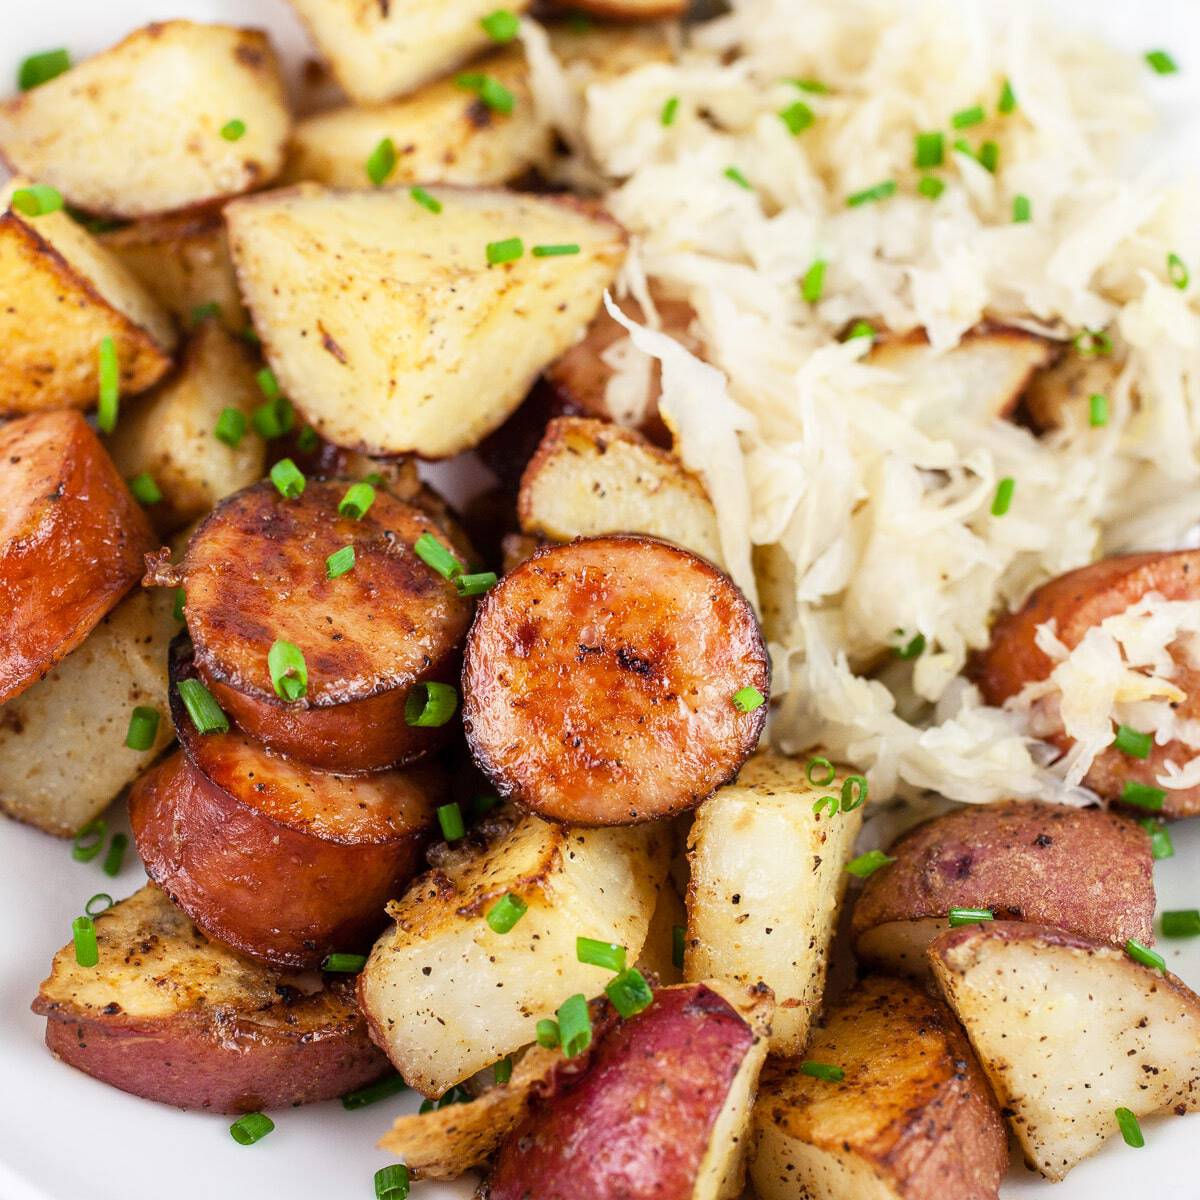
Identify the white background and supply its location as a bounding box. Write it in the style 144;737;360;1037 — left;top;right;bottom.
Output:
1;2;1199;1198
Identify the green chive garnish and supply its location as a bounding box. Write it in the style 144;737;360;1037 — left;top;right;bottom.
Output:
341;1074;407;1110
846;180;896;207
366;137;396;187
1162;909;1200;937
1073;328;1113;357
557;993;592;1057
269;458;306;500
536;1018;560;1048
806;757;836;786
1138;817;1174;860
11;184;64;216
1115;1107;1144;1148
252;396;295;439
72;819;107;863
326;545;355;579
338;481;375;520
102;833;128;877
977;140;999;173
845;320;877;340
1122;781;1165;811
296;426;319;454
914;131;944;168
124;706;160;751
18;48;70;90
724;166;753;190
840;775;868;811
991;477;1015;516
732;685;766;713
494;1056;513;1084
97;336;119;433
948;907;994;926
792;78;828;94
456;72;515;114
374;1161;410;1197
660;96;679;126
1113;724;1150;759
1145;50;1178;75
1168;253;1189;290
813;794;838;818
128;472;162;505
191;301;221;325
437;802;465;841
998;78;1017;114
605;967;653;1018
801;259;826;304
456;571;498;596
845;850;895;879
952;105;985;128
800;1061;844;1082
480;8;520;41
1012;194;1031;223
229;1113;274;1146
85;893;113;917
896;631;925;660
1089;393;1109;428
413;531;463;579
268;640;307;702
213;407;247;447
577;937;626;972
72;915;98;968
671;923;685;970
410;186;442;214
532;243;581;257
779;100;814;135
176;678;229;734
173;588;186;622
486;893;528;934
404;681;458;727
918;175;945;200
221;118;246;141
1126;938;1165;971
256;366;281;401
322;952;367;972
486;236;524;265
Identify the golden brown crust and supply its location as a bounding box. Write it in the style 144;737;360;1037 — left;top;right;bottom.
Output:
462;535;769;825
0;411;156;703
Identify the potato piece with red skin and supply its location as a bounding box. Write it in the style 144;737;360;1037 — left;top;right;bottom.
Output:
972;551;1200;816
0;411;156;704
484;982;773;1200
150;479;473;772
32;885;388;1113
751;975;1007;1200
851;799;1155;977
462;536;769;825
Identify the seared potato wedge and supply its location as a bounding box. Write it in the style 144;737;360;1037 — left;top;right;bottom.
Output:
287;0;534;104
486;982;772;1200
929;921;1200;1180
105;320;266;534
284;48;551;189
33;885;388;1112
0;23;290;217
0;186;175;414
518;417;724;566
0;587;175;837
685;752;863;1053
224;184;626;458
100;211;247;334
1025;350;1120;431
0;411;156;705
973;550;1200;816
852;800;1155;978
358;805;668;1096
547;20;675;82
752;974;1007;1200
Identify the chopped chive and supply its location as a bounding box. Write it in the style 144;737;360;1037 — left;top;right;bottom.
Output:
85;893;113;917
269;458;306;500
577;937;626;972
220;118;246;141
252;396;295;439
471;793;499;817
800;1061;844;1082
480;8;520;41
341;1074;406;1110
948;906;994;926
535;1018;560;1048
437;802;465;841
1168;253;1189;290
404;681;458;727
362;472;386;487
486;236;524;265
268;640;307;702
792;78;828;94
991;477;1015;516
1138;817;1174;860
128;472;162;505
557;993;592;1057
660;95;679;126
173;588;186;622
101;833;128;877
1122;781;1165;811
779;100;815;135
845;320;877;341
806;757;836;787
366;137;396;186
896;631;925;660
72;915;98;968
532;243;581;257
1125;938;1166;972
494;1056;513;1084
671;923;685;970
840;775;868;811
322;952;367;972
913;130;944;168
456;571;498;596
724;166;753;190
732;685;765;713
998;78;1017;114
1089;393;1109;428
326;545;356;579
487;893;528;934
191;301;221;324
456;72;515;114
606;967;653;1018
410;186;442;214
256;366;281;401
1073;328;1113;357
242;324;261;346
18;48;70;90
229;1113;274;1146
1113;724;1150;759
918;174;945;200
847;180;896;207
1115;1107;1144;1148
97;336;119;433
338;481;375;520
11;184;63;216
812;794;838;818
845;849;895;879
296;426;319;454
977;140;999;173
72;819;107;863
413;531;463;579
1162;909;1200;937
952;105;986;129
1145;49;1178;75
1012;194;1032;223
176;678;229;735
801;259;826;304
124;706;160;751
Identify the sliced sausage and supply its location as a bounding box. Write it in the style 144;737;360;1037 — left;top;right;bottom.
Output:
152;478;474;772
462;535;769;825
973;551;1200;816
130;643;444;969
0;410;155;704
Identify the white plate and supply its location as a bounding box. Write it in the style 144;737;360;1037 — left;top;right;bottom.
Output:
1;2;1199;1197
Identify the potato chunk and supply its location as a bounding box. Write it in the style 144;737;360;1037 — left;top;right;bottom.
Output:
225;184;626;457
0;23;290;217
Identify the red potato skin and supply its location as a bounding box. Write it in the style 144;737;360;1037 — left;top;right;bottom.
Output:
0;411;155;703
973;551;1200;817
851;800;1155;949
462;536;769;825
484;984;755;1200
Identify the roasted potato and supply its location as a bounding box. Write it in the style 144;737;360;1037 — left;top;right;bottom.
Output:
0;411;156;704
636;871;687;986
105;319;266;534
224;184;627;458
462;536;770;825
1025;349;1120;431
151;479;474;773
973;550;1200;816
0;185;175;414
547;20;675;82
685;753;864;1054
0;587;175;837
751;974;1008;1200
100;211;248;334
851;800;1156;977
0;23;290;217
283;47;552;189
485;981;773;1200
32;885;388;1112
518;417;724;566
929;921;1200;1180
358;805;668;1096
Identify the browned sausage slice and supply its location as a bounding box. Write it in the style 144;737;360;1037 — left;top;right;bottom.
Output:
0;410;155;703
974;551;1200;817
130;643;444;969
462;535;769;825
156;478;474;772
